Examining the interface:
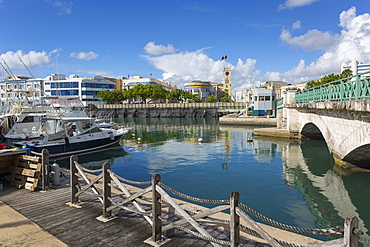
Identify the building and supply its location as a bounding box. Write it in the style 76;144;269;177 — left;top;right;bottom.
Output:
184;80;224;101
104;77;126;90
341;60;370;77
43;74;115;106
122;76;176;92
251;88;276;116
260;81;291;100
0;77;43;108
222;66;232;96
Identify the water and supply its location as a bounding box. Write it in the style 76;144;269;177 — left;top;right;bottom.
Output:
57;117;370;246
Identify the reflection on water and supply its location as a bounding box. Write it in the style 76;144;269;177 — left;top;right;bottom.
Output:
55;146;128;169
67;117;369;246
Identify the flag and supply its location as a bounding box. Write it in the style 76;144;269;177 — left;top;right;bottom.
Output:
222;55;227;60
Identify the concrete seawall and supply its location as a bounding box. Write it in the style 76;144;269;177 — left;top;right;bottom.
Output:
219;115;303;139
219;114;277;126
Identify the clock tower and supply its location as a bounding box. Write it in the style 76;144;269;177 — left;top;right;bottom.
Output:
222;66;232;95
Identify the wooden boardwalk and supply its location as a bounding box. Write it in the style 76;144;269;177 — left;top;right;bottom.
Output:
0;181;269;247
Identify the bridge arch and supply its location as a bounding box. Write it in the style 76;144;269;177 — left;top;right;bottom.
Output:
299;113;370;169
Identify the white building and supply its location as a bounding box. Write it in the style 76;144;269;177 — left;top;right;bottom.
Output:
0;77;43;108
122;76;176;91
252;88;275;111
43;74;115;106
341;60;370;77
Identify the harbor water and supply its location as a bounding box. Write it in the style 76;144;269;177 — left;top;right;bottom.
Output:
56;117;370;246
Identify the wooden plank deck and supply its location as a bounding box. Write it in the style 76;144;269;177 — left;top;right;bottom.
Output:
0;180;269;247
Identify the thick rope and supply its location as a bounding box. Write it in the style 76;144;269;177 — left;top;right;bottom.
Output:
159;182;229;205
74;161;103;173
182;206;303;247
107;169;151;185
238;202;344;236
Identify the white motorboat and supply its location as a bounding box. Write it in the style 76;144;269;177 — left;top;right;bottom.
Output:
13;116;130;158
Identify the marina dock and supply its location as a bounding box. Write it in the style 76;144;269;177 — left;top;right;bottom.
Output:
0;152;361;247
0;176;322;247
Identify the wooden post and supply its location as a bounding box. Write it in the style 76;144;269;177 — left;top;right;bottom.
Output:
344;216;359;247
41;149;50;191
152;173;162;242
102;162;111;218
70;155;79;204
230;191;240;247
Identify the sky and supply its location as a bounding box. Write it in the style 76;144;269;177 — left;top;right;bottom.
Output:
1;0;370;93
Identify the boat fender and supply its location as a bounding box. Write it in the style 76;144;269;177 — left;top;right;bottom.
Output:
64;137;70;145
110;132;114;140
51;162;60;186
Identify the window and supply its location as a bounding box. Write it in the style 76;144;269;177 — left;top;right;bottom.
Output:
265;96;270;101
259;96;264;101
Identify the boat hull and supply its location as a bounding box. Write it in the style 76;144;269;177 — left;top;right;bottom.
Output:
16;134;125;158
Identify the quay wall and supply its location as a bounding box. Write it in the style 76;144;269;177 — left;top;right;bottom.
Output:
88;102;245;118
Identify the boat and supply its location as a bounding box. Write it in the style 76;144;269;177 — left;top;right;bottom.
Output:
13;115;130;158
1;95;88;141
95;118;116;128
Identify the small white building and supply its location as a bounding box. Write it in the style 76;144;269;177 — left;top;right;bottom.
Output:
252;88;275;111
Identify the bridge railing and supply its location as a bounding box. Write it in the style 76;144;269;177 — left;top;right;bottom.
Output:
295;71;370;103
68;155;363;247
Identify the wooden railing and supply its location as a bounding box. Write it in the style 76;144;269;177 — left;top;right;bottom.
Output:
68;155;363;247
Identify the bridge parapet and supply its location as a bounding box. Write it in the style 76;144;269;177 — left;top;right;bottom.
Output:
295;71;370;103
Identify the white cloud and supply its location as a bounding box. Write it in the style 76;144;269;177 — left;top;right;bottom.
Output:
144;42;177;55
144;7;370;92
144;49;260;92
0;50;54;77
46;0;73;15
280;7;370;81
70;51;99;61
292;20;301;29
279;0;319;10
280;28;340;51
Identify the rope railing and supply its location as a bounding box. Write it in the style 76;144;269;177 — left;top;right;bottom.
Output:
238;202;344;236
107;169;151;185
68;155;362;247
159;182;230;205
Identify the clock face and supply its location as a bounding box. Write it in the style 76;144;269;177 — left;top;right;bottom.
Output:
225;72;229;76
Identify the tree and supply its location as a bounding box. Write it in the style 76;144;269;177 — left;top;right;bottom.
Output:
305;69;353;89
97;90;125;104
124;84;168;103
220;90;232;102
205;95;217;103
147;84;168;103
167;89;193;102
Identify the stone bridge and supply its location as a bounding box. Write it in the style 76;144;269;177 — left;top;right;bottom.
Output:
278;89;370;169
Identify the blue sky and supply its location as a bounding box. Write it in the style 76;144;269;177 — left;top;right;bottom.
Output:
1;0;370;92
